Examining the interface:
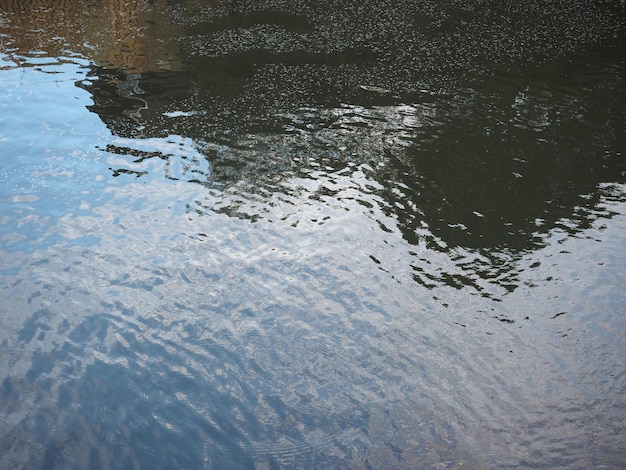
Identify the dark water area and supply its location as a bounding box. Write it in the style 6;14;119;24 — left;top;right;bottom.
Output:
1;1;625;468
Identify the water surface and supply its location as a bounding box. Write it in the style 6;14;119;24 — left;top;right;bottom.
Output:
1;1;625;468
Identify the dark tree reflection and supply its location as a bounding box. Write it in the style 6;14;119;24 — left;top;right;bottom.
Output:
4;0;625;263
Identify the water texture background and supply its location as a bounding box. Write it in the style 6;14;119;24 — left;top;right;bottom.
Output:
1;0;625;468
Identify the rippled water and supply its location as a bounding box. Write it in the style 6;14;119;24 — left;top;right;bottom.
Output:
1;1;625;468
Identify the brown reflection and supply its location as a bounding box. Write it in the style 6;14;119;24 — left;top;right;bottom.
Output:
0;0;184;72
105;0;148;71
0;0;80;58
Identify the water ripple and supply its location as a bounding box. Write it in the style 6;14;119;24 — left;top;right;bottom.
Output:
1;1;626;468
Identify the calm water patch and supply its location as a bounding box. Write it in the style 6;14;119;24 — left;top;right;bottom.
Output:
1;1;625;468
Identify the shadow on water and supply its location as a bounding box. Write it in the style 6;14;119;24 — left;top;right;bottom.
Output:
1;0;626;468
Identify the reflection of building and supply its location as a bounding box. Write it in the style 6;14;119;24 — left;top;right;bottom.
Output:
0;0;184;72
0;0;80;59
105;0;148;72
